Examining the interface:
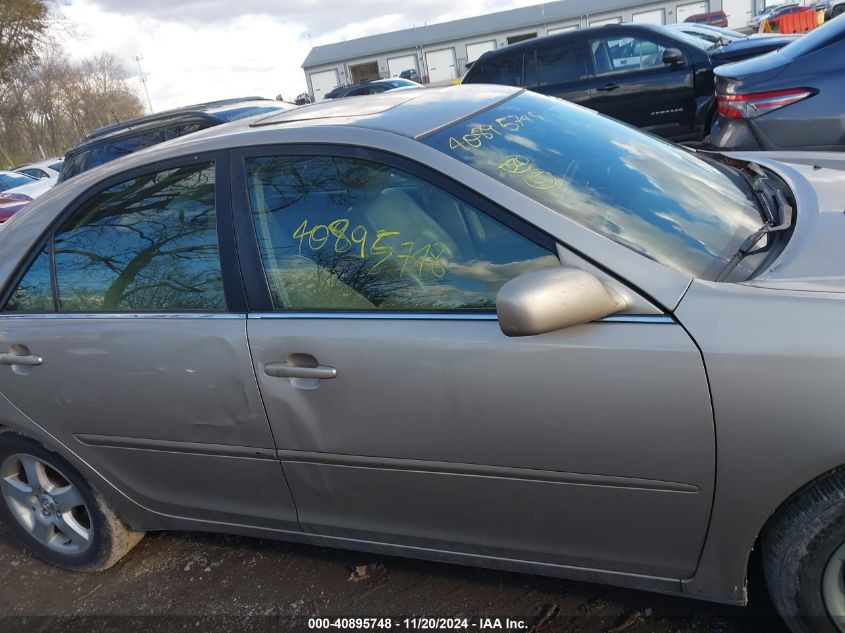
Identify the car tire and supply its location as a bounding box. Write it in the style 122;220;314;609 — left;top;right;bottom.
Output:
0;431;144;571
763;467;845;633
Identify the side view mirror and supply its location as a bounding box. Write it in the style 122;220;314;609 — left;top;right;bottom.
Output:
662;48;687;67
496;267;628;337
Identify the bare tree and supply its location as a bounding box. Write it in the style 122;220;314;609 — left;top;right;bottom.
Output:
0;50;145;166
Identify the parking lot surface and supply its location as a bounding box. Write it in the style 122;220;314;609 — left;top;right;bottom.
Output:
0;521;789;633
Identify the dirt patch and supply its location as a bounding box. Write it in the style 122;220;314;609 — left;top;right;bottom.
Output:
0;522;789;633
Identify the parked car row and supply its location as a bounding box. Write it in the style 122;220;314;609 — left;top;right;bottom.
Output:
0;159;64;222
0;98;294;225
322;77;422;99
461;23;798;143
462;16;844;151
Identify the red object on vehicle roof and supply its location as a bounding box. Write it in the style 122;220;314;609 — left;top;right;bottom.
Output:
684;10;729;26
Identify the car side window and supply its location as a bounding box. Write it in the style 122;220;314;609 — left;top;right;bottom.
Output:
524;40;585;88
589;36;668;74
59;151;90;181
4;248;54;313
469;52;523;85
109;131;165;160
245;155;558;311
48;163;225;312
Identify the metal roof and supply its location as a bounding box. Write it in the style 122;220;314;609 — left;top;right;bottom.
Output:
302;0;655;68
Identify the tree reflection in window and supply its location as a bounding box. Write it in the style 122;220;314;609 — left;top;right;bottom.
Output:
247;156;558;310
4;248;54;313
54;163;225;311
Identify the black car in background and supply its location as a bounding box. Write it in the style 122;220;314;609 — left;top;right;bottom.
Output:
711;15;845;151
59;97;292;181
462;24;791;142
323;78;422;99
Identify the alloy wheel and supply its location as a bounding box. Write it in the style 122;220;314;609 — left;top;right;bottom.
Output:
0;452;92;555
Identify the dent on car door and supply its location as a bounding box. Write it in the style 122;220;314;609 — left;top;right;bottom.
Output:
233;146;715;580
585;33;696;137
0;156;298;529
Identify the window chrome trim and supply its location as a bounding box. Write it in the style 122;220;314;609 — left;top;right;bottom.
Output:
0;313;246;320
248;312;674;324
0;312;673;324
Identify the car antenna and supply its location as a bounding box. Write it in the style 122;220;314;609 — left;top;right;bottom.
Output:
112;111;120;124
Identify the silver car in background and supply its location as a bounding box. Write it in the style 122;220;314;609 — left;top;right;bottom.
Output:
0;85;844;633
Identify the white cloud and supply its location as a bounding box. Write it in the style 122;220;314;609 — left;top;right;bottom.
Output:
57;0;541;110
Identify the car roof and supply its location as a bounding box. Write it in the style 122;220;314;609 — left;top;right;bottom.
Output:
64;99;290;159
471;23;696;63
71;85;519;168
15;158;63;171
84;96;272;140
247;85;516;136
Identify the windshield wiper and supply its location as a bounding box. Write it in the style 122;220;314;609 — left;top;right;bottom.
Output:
715;188;793;282
739;162;777;223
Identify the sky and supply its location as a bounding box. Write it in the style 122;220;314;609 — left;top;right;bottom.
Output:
58;0;543;111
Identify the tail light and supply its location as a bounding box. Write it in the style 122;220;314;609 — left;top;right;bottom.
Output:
717;88;814;120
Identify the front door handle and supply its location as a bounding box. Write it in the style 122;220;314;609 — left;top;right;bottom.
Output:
264;363;337;380
596;82;621;92
0;353;42;366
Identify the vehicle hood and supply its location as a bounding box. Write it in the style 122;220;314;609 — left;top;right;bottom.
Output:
724;151;845;293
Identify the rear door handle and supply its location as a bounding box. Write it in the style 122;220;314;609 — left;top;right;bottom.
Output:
264;363;337;380
596;83;621;92
0;345;42;375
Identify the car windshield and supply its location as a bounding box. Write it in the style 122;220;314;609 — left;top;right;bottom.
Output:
0;172;36;191
421;91;764;280
778;13;845;58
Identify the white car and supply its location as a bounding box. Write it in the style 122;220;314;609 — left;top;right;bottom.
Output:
0;170;57;223
14;157;64;183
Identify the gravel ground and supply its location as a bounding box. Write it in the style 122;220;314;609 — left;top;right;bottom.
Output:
0;520;790;633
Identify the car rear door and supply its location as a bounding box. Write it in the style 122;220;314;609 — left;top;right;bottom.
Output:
582;29;697;138
0;154;299;530
233;145;716;581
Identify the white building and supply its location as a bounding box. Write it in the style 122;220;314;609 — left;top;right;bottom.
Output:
302;0;754;100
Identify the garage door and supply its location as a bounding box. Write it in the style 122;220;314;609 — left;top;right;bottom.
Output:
676;1;709;22
466;40;496;63
388;54;418;77
633;8;665;23
722;0;751;26
426;48;457;83
310;69;340;101
547;24;578;35
590;16;622;25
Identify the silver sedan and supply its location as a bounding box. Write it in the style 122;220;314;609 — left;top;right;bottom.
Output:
0;85;842;633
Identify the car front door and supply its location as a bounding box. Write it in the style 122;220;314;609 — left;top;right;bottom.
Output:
0;155;299;530
583;30;697;139
233;146;715;580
